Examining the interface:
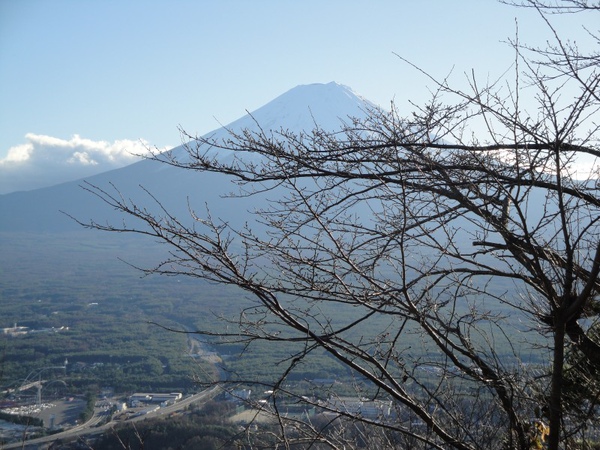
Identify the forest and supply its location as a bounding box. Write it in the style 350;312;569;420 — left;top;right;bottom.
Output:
1;231;398;394
0;231;216;394
1;229;538;410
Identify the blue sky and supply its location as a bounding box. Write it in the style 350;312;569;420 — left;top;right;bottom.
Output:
0;0;593;193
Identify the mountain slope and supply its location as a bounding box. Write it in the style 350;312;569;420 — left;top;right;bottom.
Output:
0;82;374;232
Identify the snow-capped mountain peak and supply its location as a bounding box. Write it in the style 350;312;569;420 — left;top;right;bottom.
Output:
229;82;375;133
0;82;378;232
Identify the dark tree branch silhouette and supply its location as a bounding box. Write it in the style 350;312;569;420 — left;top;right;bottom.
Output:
75;2;599;449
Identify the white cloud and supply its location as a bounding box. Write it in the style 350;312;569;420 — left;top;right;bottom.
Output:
0;134;167;194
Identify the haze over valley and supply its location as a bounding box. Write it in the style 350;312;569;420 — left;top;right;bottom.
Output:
2;2;599;447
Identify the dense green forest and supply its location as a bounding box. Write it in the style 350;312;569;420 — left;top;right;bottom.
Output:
0;231;547;399
0;232;219;393
0;232;373;395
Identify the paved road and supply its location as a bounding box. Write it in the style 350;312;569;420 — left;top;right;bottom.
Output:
2;387;219;449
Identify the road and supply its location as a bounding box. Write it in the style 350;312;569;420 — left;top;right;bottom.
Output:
1;386;219;449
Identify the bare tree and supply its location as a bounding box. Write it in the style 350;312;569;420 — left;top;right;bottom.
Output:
77;2;600;449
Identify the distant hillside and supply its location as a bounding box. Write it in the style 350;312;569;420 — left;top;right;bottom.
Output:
0;82;374;233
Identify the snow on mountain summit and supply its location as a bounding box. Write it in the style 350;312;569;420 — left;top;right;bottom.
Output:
166;81;377;163
228;81;376;133
212;82;374;137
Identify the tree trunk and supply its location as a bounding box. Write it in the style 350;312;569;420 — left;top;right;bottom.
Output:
548;317;566;450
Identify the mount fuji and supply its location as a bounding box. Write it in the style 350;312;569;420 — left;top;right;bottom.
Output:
0;82;376;233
